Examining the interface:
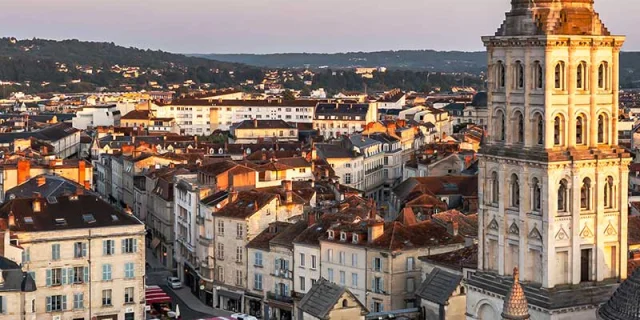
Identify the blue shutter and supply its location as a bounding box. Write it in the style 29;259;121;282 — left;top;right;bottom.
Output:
61;268;67;285
62;295;67;310
133;239;138;252
121;239;126;253
102;265;106;280
46;296;51;312
284;284;289;297
102;241;107;255
111;241;115;254
68;268;74;284
82;243;87;257
83;266;89;283
46;270;51;287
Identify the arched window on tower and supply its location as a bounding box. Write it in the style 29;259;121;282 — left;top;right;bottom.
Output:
510;174;520;209
491;171;499;205
580;178;591;210
515;111;524;144
577;61;587;90
604;176;614;209
495;110;506;142
555;61;565;90
534;61;543;89
558;179;568;213
576;114;587;145
554;115;564;146
515;61;524;89
598;62;609;90
496;61;506;89
598;113;608;144
535;113;544;145
532;177;541;212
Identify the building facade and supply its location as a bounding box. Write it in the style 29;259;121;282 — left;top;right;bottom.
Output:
467;0;630;319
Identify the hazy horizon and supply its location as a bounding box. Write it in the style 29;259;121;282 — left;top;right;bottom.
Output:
2;0;636;54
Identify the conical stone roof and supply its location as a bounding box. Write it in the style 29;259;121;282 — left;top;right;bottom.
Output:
598;267;640;320
502;267;530;320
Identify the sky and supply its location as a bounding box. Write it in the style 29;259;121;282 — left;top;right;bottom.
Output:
1;0;635;54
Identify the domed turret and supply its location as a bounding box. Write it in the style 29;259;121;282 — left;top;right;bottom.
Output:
502;267;530;320
597;268;640;320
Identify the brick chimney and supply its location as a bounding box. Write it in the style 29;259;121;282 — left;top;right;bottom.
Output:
36;175;46;187
8;212;15;227
283;180;293;203
229;187;238;202
17;159;30;185
78;160;86;186
253;118;258;128
368;222;384;243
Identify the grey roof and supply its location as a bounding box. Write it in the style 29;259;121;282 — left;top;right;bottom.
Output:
348;134;382;149
416;267;462;305
0;122;78;144
315;103;370;119
598;267;640;320
315;143;356;159
0;256;35;293
298;278;365;319
471;92;487;108
6;175;90;200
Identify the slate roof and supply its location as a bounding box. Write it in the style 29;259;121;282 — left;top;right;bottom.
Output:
0;194;142;232
0;122;78;144
416;267;463;305
599;265;640;320
270;220;309;249
420;244;478;271
246;222;293;251
213;190;276;219
298;278;365;319
315;143;356;159
0;256;35;293
5;174;91;200
315;103;370;118
233;119;296;130
629;215;640;246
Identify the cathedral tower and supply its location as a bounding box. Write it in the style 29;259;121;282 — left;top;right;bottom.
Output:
466;0;630;319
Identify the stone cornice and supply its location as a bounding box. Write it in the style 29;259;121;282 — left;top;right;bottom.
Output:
482;35;626;49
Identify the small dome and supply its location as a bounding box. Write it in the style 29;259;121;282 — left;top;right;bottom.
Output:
598;268;640;320
502;267;530;320
471;92;487;108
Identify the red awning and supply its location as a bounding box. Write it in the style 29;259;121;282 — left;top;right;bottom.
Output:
145;286;172;304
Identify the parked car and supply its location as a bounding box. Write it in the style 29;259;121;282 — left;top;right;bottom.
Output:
231;314;258;320
167;276;182;289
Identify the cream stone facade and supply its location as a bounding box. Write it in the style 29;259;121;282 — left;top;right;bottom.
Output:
319;239;367;304
467;0;631;319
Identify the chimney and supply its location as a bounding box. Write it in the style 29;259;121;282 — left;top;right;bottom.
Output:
368;222;384;243
308;212;316;227
229;187;238;202
32;199;41;213
84;180;91;190
253;118;258;128
17;159;31;185
283;180;293;203
261;152;267;161
452;221;459;236
78;160;86;186
8;212;15;227
36;175;46;187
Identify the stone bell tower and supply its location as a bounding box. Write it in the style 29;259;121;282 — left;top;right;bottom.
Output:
465;0;630;319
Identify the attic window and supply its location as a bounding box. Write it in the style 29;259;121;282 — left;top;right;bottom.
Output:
352;234;359;244
54;218;67;226
69;195;79;201
328;230;334;240
24;217;33;224
340;232;347;241
111;215;119;222
47;196;58;204
82;214;96;224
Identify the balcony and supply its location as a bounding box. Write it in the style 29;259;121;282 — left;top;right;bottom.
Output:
267;292;293;304
271;269;293;280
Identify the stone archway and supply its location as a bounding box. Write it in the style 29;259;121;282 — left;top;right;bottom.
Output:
477;302;498;320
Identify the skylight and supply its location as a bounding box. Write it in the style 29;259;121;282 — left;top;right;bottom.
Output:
82;214;96;224
54;218;67;226
24;217;33;224
47;196;58;204
111;215;119;222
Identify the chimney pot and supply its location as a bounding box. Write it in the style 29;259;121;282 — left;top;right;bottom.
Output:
36;175;46;187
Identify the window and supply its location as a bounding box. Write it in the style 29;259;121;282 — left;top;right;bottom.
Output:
339;251;345;265
328;231;334;240
373;277;384;293
300;253;306;267
124;262;135;279
491;171;499;204
496;61;506;89
52;244;60;260
236;270;243;286
345;173;352;184
555;61;565;90
255;252;263;266
534;61;543;89
515;61;524;89
535;113;544;145
122;238;138;254
352;253;358;267
373;302;383;313
598;113;608;144
558;180;568;213
352;273;358;287
581;178;591;210
373;257;382;272
73;266;88;284
254;273;263;290
300;276;306;291
406;277;415;293
102;289;112;306
124;287;134;304
515;111;524;143
311;255;317;269
495;110;506;141
46;268;63;286
217;220;225;236
510;174;520;208
73;242;87;258
532;178;541;212
340;232;347;241
327;249;333;262
102;264;112;281
554;115;564;146
217;267;225;282
328;268;334;283
605;176;615;209
236;247;243;263
352;234;359;244
46;295;66;312
340;271;346;285
576;115;586;145
236;223;243;239
577;61;587;90
598;62;609;89
103;240;115;256
22;248;30;263
406;257;415;271
217;243;225;260
73;293;84;309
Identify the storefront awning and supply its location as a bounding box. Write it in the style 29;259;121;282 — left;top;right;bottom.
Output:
218;289;242;300
151;237;161;249
146;286;171;304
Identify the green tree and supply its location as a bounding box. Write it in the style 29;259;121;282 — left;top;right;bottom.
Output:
282;89;296;101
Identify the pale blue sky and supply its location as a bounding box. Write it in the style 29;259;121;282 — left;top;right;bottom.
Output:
1;0;633;53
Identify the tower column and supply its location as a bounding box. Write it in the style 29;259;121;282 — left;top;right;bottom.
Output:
612;47;620;146
590;46;599;148
567;46;576;147
571;167;581;285
544;47;555;150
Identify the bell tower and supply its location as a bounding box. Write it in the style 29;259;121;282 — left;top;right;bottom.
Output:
466;0;630;319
